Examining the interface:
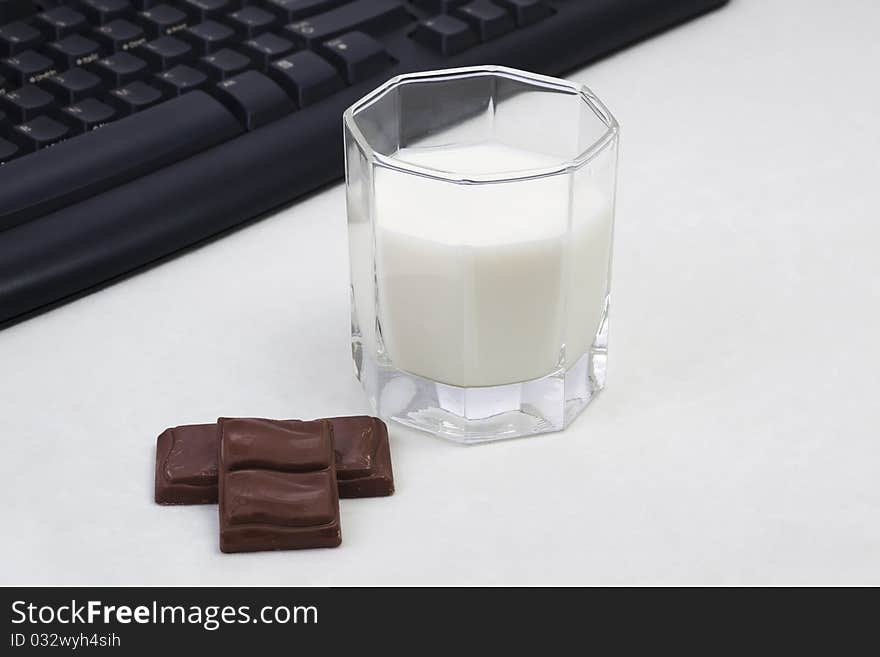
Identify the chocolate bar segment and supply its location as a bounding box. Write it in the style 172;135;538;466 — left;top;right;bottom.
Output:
224;470;337;528
222;417;331;472
155;423;219;504
218;418;341;553
328;416;395;498
154;416;394;504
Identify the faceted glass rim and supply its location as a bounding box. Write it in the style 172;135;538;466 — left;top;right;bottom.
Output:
343;65;619;185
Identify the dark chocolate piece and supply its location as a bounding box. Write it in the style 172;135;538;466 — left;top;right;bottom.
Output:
218;418;341;553
154;416;394;504
328;416;395;498
154;423;220;504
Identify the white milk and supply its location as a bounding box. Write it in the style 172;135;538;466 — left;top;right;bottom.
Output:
354;142;613;388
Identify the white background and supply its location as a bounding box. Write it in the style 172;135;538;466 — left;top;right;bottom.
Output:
2;0;878;585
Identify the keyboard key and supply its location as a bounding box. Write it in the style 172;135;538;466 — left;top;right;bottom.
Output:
93;19;147;52
212;69;294;129
454;0;514;41
268;49;342;107
109;79;163;114
11;115;70;152
265;0;348;23
60;97;116;131
198;47;249;80
0;21;43;56
0;73;7;95
411;14;477;56
0;0;37;24
0;83;55;122
412;0;468;12
285;0;409;47
79;0;132;25
227;7;277;39
139;4;190;38
92;50;148;85
155;62;206;95
138;35;193;68
46;34;103;68
322;31;391;84
0;136;19;164
183;20;235;55
45;67;104;103
181;0;231;21
495;0;553;26
0;90;242;228
240;32;293;71
35;7;89;40
0;50;56;86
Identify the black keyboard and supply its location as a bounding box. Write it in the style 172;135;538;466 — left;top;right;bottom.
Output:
0;0;727;325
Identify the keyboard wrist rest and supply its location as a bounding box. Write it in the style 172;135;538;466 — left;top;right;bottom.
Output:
0;92;244;232
0;93;346;323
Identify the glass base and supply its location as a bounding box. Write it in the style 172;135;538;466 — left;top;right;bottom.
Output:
353;340;607;444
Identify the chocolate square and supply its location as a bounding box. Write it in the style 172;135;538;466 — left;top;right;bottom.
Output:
154;423;219;505
218;418;341;553
328;416;395;498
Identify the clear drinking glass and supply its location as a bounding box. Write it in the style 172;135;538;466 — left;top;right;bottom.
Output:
344;66;619;443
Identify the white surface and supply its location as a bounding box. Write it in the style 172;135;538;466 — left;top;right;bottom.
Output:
2;0;879;585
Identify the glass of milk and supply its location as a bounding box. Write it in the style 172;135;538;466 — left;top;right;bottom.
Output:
344;66;619;443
